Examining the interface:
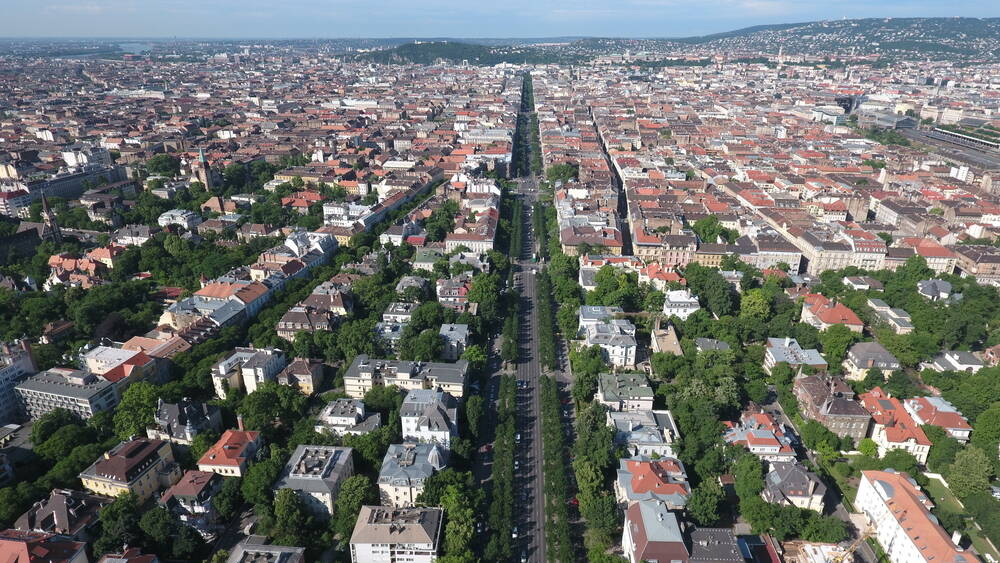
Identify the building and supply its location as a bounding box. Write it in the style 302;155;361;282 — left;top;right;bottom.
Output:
764;337;827;373
159;470;222;537
856;470;979;563
688;528;743;562
622;500;688;563
197;428;262;477
343;355;468;399
904;396;973;443
157;209;202;229
211;347;287;399
583;319;638;368
377;442;446;507
614;456;690;509
662;289;701;320
146;398;222;446
400;389;459;450
79;438;182;502
917;279;958;302
273;445;354;518
438;324;469;361
800;294;863;333
843;342;900;381
577;305;624;336
924;351;983;373
349;506;443;563
227;536;305;563
0;530;87;563
0;341;36;425
14;489;108;541
794;375;871;440
867;299;914;334
762;461;826;512
723;406;797;463
860;387;931;464
596;373;654;412
276;358;324;395
607;410;681;458
14;368;118;421
315;399;382;436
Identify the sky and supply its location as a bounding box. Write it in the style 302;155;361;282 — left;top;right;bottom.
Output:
4;0;1000;38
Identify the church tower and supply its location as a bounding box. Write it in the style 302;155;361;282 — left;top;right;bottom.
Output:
40;190;62;244
199;148;213;192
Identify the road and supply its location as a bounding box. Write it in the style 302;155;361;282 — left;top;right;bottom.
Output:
511;182;547;563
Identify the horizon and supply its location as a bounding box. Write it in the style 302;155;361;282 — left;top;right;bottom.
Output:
4;1;1000;39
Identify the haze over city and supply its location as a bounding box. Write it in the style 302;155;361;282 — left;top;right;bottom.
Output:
2;0;999;37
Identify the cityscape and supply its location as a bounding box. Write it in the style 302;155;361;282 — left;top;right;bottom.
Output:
2;8;1000;563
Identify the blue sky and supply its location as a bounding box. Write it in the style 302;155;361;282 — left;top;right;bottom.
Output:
5;0;999;38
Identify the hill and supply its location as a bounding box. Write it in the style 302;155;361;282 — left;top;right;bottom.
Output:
352;41;582;65
678;17;1000;59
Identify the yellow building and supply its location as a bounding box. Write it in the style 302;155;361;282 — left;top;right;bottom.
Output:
79;438;181;502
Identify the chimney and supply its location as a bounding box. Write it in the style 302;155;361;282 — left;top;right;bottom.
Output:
237;414;245;432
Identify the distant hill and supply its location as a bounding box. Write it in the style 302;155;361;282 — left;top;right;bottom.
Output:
352;41;582;65
674;17;1000;58
351;18;1000;64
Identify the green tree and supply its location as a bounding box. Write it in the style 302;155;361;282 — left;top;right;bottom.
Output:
94;492;141;556
35;424;94;462
333;475;376;540
214;477;244;521
687;479;724;526
241;449;285;507
740;288;771;321
31;408;80;444
947;447;994;500
818;324;859;365
113;382;160;440
271;488;311;544
858;438;879;458
923;425;963;473
146;154;181;177
465;395;485;439
238;382;308;440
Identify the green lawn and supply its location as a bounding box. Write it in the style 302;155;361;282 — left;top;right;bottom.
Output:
923;477;1000;561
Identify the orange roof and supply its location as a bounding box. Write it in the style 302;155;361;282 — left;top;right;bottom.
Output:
860;388;931;446
198;429;260;467
861;470;980;563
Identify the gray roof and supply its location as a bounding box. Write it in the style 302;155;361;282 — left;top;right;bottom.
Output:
227;536;305;563
694;338;731;352
848;341;899;364
636;501;683;543
763;461;826;505
273;445;353;496
346;355;468;388
14;370;114;399
689;528;743;562
401;390;458;434
766;337;827;367
350;506;443;546
598;373;653;403
378;442;446;487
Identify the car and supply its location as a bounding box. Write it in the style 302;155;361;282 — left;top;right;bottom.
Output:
515;433;521;442
512;527;518;539
514;460;520;470
569;497;579;506
521;552;528;563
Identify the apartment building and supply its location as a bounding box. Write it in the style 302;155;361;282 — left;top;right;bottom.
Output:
349;506;443;563
79;438;182;502
273;445;354;517
343;355;468;400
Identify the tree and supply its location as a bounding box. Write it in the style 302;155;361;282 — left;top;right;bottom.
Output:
31;408;79;444
740;288;771;321
271;488;311;544
687;479;724;526
399;328;443;361
242;449;285;507
333;475;376;540
35;424;94;462
465;396;485;439
862;368;884;391
94;492;141;556
139;506;176;551
923;425;963;473
880;449;920;478
113;382;160;440
146;154;180;177
858;438;879;458
818;324;858;365
971;403;1000;468
238;382;308;440
214;477;244;521
947;447;994;500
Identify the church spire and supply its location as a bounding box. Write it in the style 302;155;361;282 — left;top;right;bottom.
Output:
40;189;62;244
